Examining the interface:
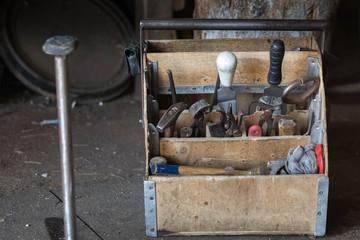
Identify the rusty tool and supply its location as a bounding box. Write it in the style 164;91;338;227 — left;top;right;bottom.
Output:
156;69;187;135
224;103;237;137
208;105;227;137
166;69;177;104
210;74;221;109
216;51;237;114
180;114;205;138
258;109;274;136
208;122;226;137
180;99;211;138
180;126;194;138
43;36;78;240
232;110;243;137
156;102;187;134
282;75;320;109
258;39;285;112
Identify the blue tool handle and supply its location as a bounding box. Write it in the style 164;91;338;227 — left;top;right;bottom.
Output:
151;164;179;175
267;39;285;86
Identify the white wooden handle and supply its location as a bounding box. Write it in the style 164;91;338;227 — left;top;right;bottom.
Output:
216;51;237;87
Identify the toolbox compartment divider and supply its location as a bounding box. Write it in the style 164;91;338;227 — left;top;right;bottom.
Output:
159;136;310;169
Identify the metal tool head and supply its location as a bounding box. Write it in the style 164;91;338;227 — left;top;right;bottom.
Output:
156;102;187;133
264;85;283;98
180;127;193;138
149;156;167;168
217;88;237;115
189;99;211;119
148;123;160;156
258;95;282;111
42;36;78;56
209;122;226;137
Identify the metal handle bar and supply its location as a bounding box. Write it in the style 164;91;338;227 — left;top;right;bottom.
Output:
140;19;326;31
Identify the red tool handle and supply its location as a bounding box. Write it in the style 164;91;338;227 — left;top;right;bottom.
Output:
248;125;262;137
315;144;325;174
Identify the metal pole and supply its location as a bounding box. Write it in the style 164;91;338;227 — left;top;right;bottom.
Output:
55;55;77;240
42;36;78;240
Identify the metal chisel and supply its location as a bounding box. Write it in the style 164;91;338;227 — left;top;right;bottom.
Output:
258;39;285;112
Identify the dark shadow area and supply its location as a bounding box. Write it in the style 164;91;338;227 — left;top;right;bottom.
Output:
325;0;360;237
326;0;360;88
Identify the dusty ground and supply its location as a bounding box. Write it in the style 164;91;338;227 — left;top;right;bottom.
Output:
0;70;360;240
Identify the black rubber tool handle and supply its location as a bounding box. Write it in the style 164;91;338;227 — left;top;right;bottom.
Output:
267;39;285;86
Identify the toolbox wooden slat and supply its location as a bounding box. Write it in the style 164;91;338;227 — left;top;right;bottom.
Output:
143;28;328;236
160;137;310;168
147;37;315;52
147;51;318;87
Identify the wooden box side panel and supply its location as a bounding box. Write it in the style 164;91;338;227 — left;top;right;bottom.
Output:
146;51;319;87
150;175;319;235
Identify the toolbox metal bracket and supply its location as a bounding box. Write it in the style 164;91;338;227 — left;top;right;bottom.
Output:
304;93;322;135
144;181;157;237
315;178;329;236
307;57;320;77
310;120;324;145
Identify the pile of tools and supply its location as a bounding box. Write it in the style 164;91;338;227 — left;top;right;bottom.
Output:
152;39;320;139
145;39;324;177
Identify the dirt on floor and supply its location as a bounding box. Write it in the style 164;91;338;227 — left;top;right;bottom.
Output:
0;70;360;240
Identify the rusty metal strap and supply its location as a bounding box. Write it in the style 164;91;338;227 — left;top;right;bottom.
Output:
140;19;326;31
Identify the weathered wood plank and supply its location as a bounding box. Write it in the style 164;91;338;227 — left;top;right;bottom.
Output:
146;51;319;87
160;136;310;169
193;0;338;41
147;38;313;52
150;175;319;234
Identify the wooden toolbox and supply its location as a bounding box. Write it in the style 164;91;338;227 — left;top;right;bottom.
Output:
140;19;329;237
